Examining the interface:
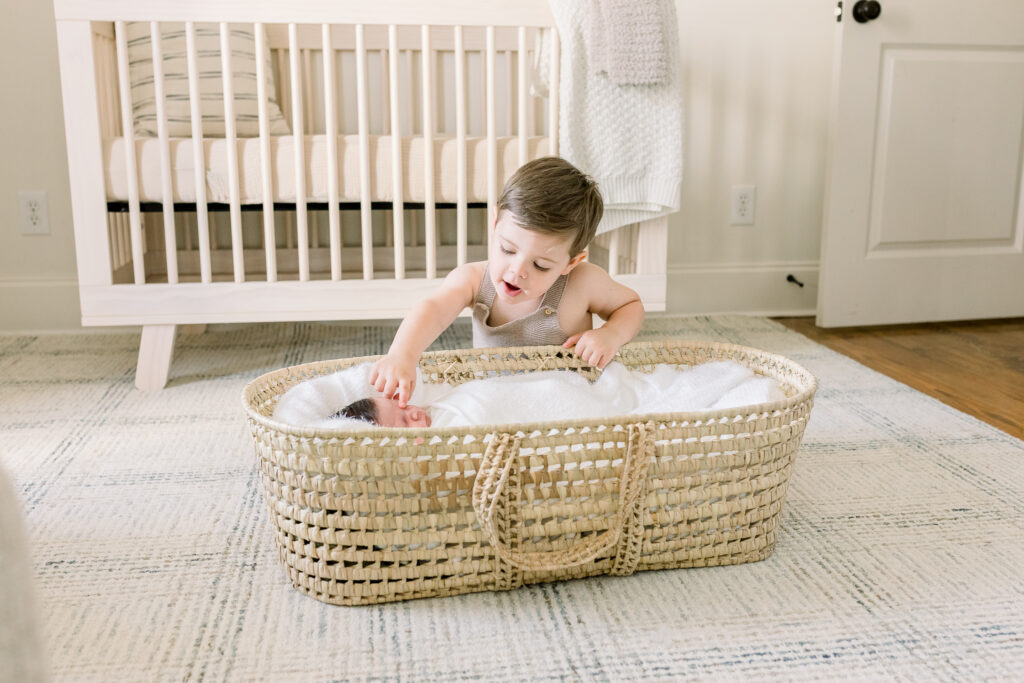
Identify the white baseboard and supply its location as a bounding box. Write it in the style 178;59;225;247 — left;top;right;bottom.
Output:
0;276;84;333
663;261;819;317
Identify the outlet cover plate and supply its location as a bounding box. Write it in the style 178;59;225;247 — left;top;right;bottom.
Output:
730;185;756;225
19;191;50;235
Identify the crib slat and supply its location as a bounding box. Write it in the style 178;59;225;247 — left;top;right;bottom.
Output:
548;28;559;155
220;23;245;283
184;22;212;283
628;223;639;272
404;49;419;249
280;53;295;254
289;24;310;281
323;23;342;280
454;25;467;267
475;49;485;140
608;228;621;276
355;24;374;279
94;33;116;139
388;24;405;279
110;214;124;271
403;50;414;139
302;47;319;251
183;211;193;252
114;22;146;285
254;23;278;282
504;48;513;137
117;214;129;272
302;48;315;138
150;22;179;284
121;215;132;271
486;26;497;233
276;44;295;258
635;217;667;275
421;25;436;279
517;27;528;167
379;48;389;134
100;36;131;270
380;44;393;253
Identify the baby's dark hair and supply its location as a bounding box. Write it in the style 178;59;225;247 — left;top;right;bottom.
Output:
331;397;379;425
497;157;603;256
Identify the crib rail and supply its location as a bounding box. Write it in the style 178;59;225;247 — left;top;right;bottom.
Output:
52;1;555;27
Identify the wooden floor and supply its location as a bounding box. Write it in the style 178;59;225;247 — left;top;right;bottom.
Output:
773;317;1024;440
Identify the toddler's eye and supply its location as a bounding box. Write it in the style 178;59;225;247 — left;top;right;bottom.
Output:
534;263;551;272
500;246;514;255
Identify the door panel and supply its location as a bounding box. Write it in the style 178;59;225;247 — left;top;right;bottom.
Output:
817;0;1024;326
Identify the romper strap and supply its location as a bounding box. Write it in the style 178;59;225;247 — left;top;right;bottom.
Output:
475;263;496;308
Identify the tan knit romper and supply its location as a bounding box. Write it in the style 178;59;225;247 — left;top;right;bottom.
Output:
471;264;570;347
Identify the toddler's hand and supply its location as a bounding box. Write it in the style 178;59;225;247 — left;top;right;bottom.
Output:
369;353;417;407
562;328;620;369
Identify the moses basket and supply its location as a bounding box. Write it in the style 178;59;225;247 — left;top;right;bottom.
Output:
243;340;818;606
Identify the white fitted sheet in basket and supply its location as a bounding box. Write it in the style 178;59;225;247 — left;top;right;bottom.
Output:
104;134;551;204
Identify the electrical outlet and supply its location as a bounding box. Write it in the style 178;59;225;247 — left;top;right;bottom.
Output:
19;191;50;235
730;185;756;225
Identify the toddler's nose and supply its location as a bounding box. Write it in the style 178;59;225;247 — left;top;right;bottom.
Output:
509;259;528;280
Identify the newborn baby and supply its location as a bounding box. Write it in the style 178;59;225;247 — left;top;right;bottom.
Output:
326;361;785;429
334;397;432;428
333;366;627;428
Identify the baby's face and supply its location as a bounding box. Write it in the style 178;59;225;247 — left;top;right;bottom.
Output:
373;398;431;428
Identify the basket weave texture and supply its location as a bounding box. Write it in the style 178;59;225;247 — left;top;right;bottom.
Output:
242;340;817;606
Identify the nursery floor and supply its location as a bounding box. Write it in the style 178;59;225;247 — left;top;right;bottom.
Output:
774;316;1024;439
2;315;1023;681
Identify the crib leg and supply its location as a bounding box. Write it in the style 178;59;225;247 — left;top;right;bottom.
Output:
136;324;177;391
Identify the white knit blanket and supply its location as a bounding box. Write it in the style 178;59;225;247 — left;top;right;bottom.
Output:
272;360;784;430
545;0;683;234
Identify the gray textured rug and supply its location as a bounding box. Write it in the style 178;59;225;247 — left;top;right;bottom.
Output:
2;315;1023;681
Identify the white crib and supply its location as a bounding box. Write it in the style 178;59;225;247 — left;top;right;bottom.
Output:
53;0;669;390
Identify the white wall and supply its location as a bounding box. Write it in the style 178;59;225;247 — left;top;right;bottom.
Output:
668;1;834;316
0;1;836;332
0;0;82;331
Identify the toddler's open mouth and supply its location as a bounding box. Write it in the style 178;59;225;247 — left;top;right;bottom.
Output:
501;280;522;297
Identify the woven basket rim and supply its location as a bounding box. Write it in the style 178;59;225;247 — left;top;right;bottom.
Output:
241;339;818;439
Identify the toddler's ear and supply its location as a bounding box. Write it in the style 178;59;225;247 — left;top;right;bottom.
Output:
562;250;588;274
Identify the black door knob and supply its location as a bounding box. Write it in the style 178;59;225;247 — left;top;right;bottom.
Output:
852;0;882;23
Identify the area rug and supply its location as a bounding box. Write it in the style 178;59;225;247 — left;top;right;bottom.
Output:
1;315;1022;681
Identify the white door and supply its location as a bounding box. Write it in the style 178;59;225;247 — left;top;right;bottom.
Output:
817;0;1024;327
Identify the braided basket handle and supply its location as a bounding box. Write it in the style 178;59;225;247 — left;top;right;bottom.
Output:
473;422;655;572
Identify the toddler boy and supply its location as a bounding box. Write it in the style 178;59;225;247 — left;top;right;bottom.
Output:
371;157;644;406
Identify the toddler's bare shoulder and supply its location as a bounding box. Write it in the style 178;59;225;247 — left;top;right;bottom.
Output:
448;261;485;282
445;261;487;298
568;261;613;286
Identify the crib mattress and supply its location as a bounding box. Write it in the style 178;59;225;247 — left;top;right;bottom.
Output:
105;135;551;205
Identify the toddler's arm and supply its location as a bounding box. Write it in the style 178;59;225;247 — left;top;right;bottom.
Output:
370;264;479;406
562;263;644;368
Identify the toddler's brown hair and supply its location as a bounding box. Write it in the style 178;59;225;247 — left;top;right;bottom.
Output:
497;157;603;256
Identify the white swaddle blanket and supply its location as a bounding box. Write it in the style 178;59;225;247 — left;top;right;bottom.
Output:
272;360;786;430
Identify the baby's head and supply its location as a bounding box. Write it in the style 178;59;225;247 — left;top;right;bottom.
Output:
490;157;603;301
333;397;431;428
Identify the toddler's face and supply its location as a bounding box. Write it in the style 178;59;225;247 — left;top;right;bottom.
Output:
489;211;586;304
373;398;431;428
